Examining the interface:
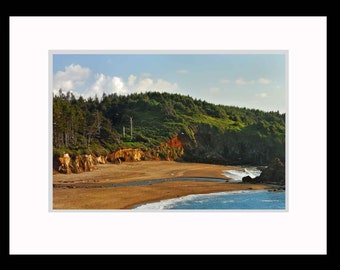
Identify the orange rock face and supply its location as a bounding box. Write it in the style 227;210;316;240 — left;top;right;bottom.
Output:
83;154;96;172
73;155;85;173
161;136;184;148
159;136;184;161
54;136;186;174
56;153;97;174
58;153;72;174
108;149;145;163
95;155;107;164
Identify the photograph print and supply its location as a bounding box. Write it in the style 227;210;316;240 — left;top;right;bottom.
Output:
52;52;286;210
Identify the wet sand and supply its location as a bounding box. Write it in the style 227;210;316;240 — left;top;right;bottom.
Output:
53;161;269;209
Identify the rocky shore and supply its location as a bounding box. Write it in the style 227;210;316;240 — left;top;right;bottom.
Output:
242;158;285;189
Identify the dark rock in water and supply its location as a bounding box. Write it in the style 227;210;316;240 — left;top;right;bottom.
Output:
259;158;285;185
242;158;285;186
242;176;255;183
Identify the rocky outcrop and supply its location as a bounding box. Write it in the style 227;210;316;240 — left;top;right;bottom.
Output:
242;158;285;186
144;149;161;161
107;148;145;163
83;155;96;171
54;136;186;174
58;153;73;174
144;136;185;161
73;154;96;173
73;155;84;173
159;136;184;160
95;155;107;164
162;136;184;148
56;153;97;174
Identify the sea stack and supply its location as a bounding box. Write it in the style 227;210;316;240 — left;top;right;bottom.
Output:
242;158;285;187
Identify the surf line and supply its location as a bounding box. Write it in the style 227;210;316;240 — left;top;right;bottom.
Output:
53;177;229;189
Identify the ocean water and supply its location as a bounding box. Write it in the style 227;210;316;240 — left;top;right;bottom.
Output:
134;190;285;210
134;166;286;210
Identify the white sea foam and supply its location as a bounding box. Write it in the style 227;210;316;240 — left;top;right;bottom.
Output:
222;167;261;182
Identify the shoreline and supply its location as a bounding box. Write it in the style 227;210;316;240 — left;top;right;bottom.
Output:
53;161;271;209
132;189;276;210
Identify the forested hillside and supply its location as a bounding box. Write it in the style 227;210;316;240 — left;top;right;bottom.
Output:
53;90;285;166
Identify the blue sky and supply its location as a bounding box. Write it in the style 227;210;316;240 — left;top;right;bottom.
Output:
53;53;286;112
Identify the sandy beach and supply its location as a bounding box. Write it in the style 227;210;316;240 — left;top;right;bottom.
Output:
53;161;270;209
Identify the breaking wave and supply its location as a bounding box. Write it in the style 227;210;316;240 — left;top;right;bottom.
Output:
222;167;262;182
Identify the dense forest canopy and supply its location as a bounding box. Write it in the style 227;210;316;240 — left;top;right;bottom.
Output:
53;90;285;165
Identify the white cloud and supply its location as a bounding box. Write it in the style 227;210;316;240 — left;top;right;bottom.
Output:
112;77;126;94
88;73;127;97
90;73;105;97
153;79;178;92
256;92;268;98
128;74;137;86
235;78;255;85
219;79;230;84
177;69;188;74
53;64;91;91
258;78;271;84
86;74;179;97
209;87;220;93
136;78;178;92
137;78;154;92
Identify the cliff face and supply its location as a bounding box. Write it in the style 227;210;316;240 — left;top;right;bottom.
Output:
242;158;285;186
181;123;285;165
162;136;184;148
181;125;226;164
155;136;185;161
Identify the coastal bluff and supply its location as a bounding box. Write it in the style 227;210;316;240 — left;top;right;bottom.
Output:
53;91;285;173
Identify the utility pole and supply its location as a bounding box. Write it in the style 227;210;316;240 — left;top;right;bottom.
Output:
130;116;133;140
123;126;125;138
